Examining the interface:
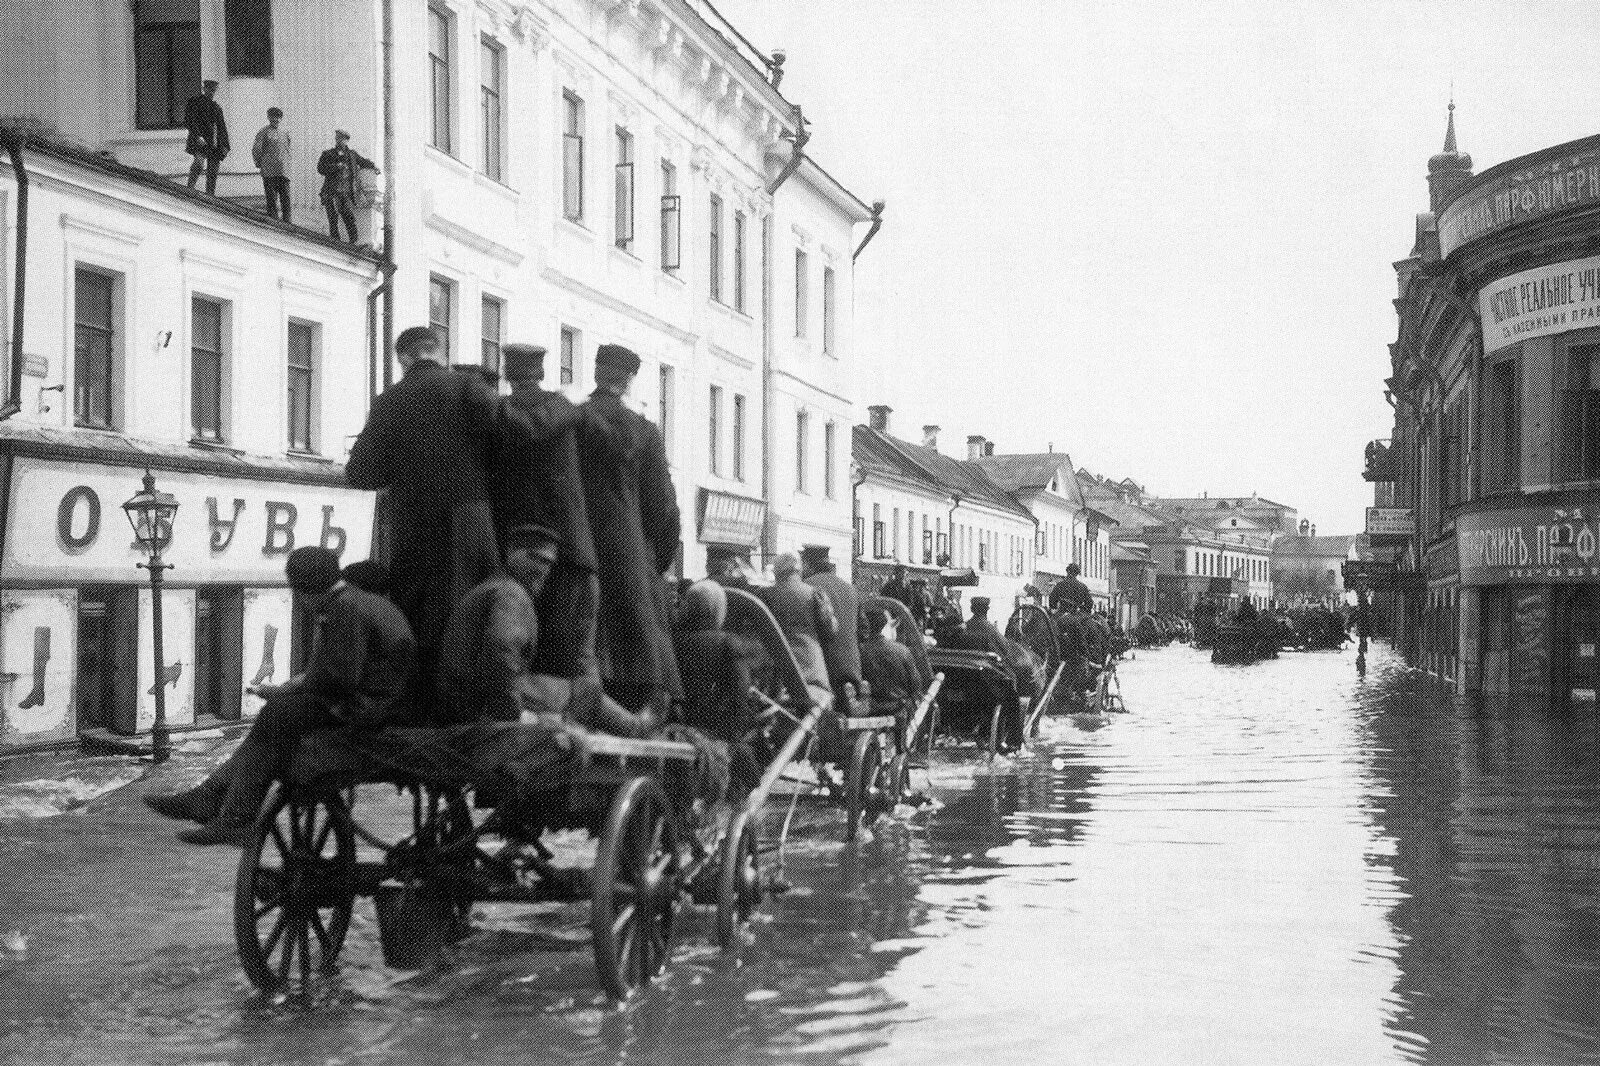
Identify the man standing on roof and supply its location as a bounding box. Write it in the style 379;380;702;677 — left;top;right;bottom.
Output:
1049;563;1094;616
317;129;376;243
184;80;229;195
252;107;291;221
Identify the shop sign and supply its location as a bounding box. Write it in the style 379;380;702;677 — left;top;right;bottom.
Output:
697;489;764;546
1341;560;1397;590
1458;504;1600;585
2;457;375;584
1439;141;1600;257
1366;507;1416;535
1477;254;1600;353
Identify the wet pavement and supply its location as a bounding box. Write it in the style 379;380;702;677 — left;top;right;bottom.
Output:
5;640;1600;1065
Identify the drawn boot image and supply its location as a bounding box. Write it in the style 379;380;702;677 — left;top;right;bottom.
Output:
16;626;49;709
148;660;183;696
249;624;278;686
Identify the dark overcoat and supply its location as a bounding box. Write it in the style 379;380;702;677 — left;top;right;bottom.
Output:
184;94;229;156
577;389;682;704
346;360;501;651
497;387;596;570
805;567;863;685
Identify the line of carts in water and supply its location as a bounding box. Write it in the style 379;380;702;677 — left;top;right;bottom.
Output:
230;591;1119;1002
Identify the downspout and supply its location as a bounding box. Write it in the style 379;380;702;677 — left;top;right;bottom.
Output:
0;130;28;421
946;494;962;566
850;461;867;564
852;200;885;261
764;106;808;196
760;209;774;560
379;0;396;391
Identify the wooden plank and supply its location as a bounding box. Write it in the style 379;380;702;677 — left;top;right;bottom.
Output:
841;715;897;731
580;733;698;762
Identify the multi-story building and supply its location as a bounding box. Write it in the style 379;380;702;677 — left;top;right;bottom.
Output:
972;449;1116;609
0;0;879;746
0;137;379;748
1374;106;1600;703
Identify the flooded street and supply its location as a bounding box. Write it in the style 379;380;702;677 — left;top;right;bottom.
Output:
6;640;1600;1065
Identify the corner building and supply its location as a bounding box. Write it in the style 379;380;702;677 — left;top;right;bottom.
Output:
1380;109;1600;704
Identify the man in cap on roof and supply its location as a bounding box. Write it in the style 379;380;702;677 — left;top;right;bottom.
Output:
317;128;376;243
346;326;503;710
577;343;683;712
800;545;864;707
184;79;229;195
252;106;291;220
144;547;417;845
495;343;602;680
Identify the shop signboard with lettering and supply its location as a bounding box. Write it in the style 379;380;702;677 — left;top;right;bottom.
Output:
1366;507;1416;535
1458;504;1600;585
2;457;375;585
1478;254;1600;354
1439;139;1600;257
697;489;765;546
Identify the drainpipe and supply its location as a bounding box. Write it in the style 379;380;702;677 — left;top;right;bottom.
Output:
850;461;867;563
946;493;962;566
379;0;396;390
852;200;885;261
0;130;28;421
759;211;774;560
765;106;809;196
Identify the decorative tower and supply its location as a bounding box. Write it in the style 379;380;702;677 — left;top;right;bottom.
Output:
1427;101;1474;213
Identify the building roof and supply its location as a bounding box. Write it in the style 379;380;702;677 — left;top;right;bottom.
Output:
971;452;1086;508
1091;497;1177;533
854;425;1032;520
1154;495;1294;512
1272;534;1358;558
796;156;876;222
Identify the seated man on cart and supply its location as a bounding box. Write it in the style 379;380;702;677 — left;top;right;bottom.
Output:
675;579;763;790
859;604;923;731
145;547;419;845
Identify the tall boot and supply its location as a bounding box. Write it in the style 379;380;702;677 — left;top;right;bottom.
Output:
250;624;278;686
178;735;273;845
16;626;49;709
143;772;226;823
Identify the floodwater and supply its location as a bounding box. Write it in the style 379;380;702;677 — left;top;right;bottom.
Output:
5;640;1600;1065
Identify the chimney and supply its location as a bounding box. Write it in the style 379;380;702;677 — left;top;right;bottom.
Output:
1299;518;1310;535
867;404;891;433
966;434;987;461
985;441;995;456
922;424;940;449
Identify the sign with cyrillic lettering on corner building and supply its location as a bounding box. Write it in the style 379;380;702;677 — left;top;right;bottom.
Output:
1478;254;1600;353
2;457;375;584
1439;140;1600;257
1458;504;1600;585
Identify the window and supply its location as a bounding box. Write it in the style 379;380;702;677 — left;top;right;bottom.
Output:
795;410;809;492
978;537;989;573
660;161;680;271
562;91;584;221
1440;397;1466;511
73;268;117;430
429;275;454;362
732;393;746;481
191;296;226;442
480;36;505;181
224;0;273;77
428;4;454;152
733;210;747;313
924;528;935;565
823;421;836;499
892;509;900;559
794;249;809;338
614;128;634;250
872;503;885;558
708;194;723;302
1559;342;1600;481
822;265;836;354
286;319;317;453
1484;356;1519;492
559;326;578;387
708;385;723;476
855;514;866;558
134;0;200;129
480;295;504;372
1174;548;1186;574
658;364;675;450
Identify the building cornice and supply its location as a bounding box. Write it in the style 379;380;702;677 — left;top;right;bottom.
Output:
539;265;699;345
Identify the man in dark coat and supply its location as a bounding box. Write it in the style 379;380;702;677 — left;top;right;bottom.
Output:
859;604;923;721
1049;563;1094;616
346;325;502;710
880;564;912;609
317;129;376;243
144;547;416;845
578;343;683;712
801;545;863;702
497;343;599;679
185;80;229;195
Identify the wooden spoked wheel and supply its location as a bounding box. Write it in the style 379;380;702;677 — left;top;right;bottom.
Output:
416;787;476;942
716;810;762;949
591;777;681;999
844;731;888;841
235;788;356;995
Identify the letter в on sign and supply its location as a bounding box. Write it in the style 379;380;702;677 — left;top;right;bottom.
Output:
262;502;297;556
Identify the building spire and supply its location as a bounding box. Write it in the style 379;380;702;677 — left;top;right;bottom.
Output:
1442;98;1457;154
1427;96;1472;213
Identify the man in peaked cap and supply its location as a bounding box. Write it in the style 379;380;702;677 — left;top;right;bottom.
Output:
800;545;864;704
144;547;417;845
577;343;683;712
184;79;229;194
495;343;601;679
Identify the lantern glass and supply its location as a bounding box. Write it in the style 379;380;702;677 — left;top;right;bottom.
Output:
122;472;180;554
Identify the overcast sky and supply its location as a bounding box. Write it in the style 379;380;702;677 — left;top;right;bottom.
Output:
716;0;1600;533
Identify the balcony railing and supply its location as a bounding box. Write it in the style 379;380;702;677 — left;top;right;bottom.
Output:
1364;439;1399;482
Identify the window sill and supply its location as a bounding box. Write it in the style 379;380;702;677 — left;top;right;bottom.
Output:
424;144;472;177
657;269;686;289
471;171;519;202
558;216;593;241
189;438;243;455
287;450;332;464
609;243;642;266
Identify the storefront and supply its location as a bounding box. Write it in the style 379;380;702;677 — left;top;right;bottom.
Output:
0;433;373;748
697;489;766;577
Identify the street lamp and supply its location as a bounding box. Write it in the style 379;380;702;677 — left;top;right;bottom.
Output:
123;470;178;763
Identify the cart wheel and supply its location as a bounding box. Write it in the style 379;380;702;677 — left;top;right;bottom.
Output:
421;787;476;942
592;777;680;999
235;787;355;995
716;810;762;950
886;752;909;810
986;702;1003;760
844;731;886;841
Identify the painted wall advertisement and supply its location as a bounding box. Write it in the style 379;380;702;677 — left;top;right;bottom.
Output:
2;457;376;584
1478;254;1600;354
1457;504;1600;585
1439;140;1600;257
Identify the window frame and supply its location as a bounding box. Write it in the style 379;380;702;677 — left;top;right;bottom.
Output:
562;90;585;222
614;127;635;250
822;265;836;354
795;409;809;492
428;274;455;363
659;160;681;272
559;325;579;387
479;34;506;181
708;384;723;476
133;0;201;130
732;392;746;481
480;293;504;372
823;421;836;499
708;193;723;302
1558;339;1600;483
428;3;455;154
794;248;808;338
190;294;227;443
733;210;747;313
286;318;319;454
224;0;274;78
73;266;119;431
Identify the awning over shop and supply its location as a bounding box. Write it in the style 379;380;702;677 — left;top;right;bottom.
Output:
939;567;980;587
697;489;765;547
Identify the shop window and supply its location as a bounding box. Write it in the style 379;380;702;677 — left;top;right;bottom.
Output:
193;586;243;722
74;267;120;430
1558;342;1600;482
1483;355;1520;492
75;588;139;733
134;0;201;130
224;0;273;77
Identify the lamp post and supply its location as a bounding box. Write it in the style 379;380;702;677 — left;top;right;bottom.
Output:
123;470;179;763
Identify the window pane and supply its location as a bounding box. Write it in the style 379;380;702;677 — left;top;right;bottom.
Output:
563;135;584;220
429;276;453;362
429;6;452;152
733;212;746;313
732;393;745;481
480;38;503;180
823;266;836;354
708;385;722;476
615;161;634;246
794;250;807;337
708;194;722;301
560;327;577;387
287;321;314;452
224;0;273;77
191;297;224;440
481;296;503;371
